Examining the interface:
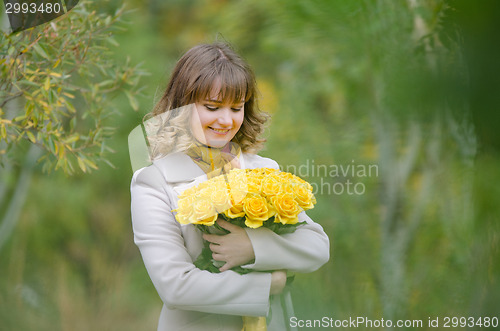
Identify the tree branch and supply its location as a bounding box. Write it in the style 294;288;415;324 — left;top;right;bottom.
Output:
0;91;23;109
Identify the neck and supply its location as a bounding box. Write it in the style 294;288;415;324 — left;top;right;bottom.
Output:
192;139;231;151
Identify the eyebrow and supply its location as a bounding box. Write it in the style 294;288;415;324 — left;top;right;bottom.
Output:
205;99;245;105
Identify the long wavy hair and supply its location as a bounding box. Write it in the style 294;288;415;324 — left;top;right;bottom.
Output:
145;42;269;159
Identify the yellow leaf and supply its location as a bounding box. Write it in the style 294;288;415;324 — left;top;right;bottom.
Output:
77;157;87;173
126;91;139;111
53;59;61;68
58;144;65;159
63;92;75;99
83;158;98;170
44;77;50;91
26;131;36;143
64;134;79;144
49;72;62;78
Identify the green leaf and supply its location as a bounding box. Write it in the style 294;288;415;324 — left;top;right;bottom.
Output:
97;80;115;88
102;158;116;169
48;136;55;153
0;124;7;139
194;248;220;273
272;221;307;235
33;43;50;60
20;80;40;88
125;91;139;111
13;115;26;122
84;158;98;170
64;99;76;113
64;134;79;144
107;37;119;47
77;156;87;173
26;131;36;143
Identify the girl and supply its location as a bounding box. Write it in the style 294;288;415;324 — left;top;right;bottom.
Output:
130;42;329;331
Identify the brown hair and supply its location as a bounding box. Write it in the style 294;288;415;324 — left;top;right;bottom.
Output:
146;42;269;157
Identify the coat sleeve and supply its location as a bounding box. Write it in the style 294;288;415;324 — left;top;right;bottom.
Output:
131;165;272;316
242;212;330;272
241;155;330;273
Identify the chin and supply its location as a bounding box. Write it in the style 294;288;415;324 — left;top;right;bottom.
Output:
206;139;230;148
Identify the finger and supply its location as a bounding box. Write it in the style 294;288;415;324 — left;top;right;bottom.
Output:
212;252;224;261
209;243;221;253
203;233;222;244
216;218;241;232
219;261;233;272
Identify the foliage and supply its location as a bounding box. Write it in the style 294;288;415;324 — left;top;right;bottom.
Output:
0;0;148;174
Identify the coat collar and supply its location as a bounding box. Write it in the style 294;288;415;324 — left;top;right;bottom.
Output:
152;151;247;183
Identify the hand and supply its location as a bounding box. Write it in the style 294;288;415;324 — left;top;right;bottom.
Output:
202;218;255;272
270;270;287;295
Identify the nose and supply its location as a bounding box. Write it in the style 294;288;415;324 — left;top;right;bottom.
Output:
217;107;233;126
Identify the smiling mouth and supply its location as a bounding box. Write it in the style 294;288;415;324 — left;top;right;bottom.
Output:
209;127;231;134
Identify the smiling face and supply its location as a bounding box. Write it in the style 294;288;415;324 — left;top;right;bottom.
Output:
190;97;245;148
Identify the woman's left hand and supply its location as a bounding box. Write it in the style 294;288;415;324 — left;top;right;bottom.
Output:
203;218;255;272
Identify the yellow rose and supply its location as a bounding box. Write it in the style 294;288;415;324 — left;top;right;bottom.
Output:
196;180;210;190
277;171;295;182
177;193;196;211
227;176;248;195
247;168;263;175
174;190;197;224
195;186;212;200
229;188;247;205
223;191;246;218
227;168;246;179
271;193;302;225
293;183;316;210
280;182;295;195
174;209;192;225
246;176;262;194
180;186;198;198
293;175;313;191
263;168;279;175
251;167;277;176
190;196;218;226
243;194;275;228
210;186;231;213
261;176;282;198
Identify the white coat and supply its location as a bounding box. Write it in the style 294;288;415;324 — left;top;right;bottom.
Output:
130;152;330;331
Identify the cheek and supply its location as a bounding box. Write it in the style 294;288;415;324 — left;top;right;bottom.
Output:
198;111;212;128
192;105;213;129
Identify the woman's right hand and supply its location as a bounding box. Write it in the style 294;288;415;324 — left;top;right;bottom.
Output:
270;270;287;295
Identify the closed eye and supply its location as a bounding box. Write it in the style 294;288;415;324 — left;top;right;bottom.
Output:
204;104;218;111
231;107;242;111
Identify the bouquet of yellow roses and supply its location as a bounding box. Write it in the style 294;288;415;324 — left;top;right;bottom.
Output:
173;167;316;330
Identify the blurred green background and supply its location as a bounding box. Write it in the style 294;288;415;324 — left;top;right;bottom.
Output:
1;0;499;330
